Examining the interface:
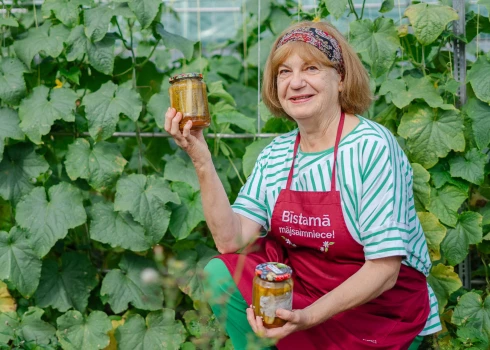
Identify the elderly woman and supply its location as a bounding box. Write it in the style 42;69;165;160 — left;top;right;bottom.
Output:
165;21;441;350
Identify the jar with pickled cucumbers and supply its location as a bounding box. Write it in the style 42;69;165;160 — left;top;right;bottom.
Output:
252;262;293;328
168;73;210;130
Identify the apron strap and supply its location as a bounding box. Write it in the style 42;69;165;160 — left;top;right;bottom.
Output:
286;112;345;191
331;112;345;191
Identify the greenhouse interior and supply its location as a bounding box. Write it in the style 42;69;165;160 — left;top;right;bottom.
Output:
0;0;489;349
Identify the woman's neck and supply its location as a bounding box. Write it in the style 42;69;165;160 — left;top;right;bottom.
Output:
297;109;341;153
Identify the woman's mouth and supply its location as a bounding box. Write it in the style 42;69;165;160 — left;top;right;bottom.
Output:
289;95;313;103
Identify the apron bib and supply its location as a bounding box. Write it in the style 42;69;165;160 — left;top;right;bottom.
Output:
218;113;430;349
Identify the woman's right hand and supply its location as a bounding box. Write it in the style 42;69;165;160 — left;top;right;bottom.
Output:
164;107;212;169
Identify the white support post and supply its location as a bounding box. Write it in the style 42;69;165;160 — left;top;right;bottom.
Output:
453;0;471;290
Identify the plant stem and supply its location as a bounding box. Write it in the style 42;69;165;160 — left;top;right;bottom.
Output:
136;39;161;68
347;0;359;20
128;19;144;174
360;0;367;19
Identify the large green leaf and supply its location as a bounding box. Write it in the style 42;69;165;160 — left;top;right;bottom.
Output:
0;108;24;163
269;8;293;35
324;0;347;19
0;227;41;298
18;86;78;144
84;5;113;42
100;254;164;313
379;76;454;110
404;3;458;45
464;98;490;150
427;263;462;312
66;25;115;75
15;182;87;257
428;185;467;227
467;56;490;104
89;201;152;251
82;81;142;141
379;0;394;13
115;310;186;350
169;182;205;240
350;18;400;77
42;0;90;27
211;56;242;81
398;105;465;169
34;252;98;312
0;18;18;27
114;174;180;244
147;92;169;128
155;24;195;60
13;22;70;67
56;310;111;350
243;137;272;178
168;244;217;302
19;307;57;346
0;307;57;346
208;81;236;106
452;292;490;339
246;35;276;69
0;143;49;203
429;163;469;192
417;212;445;261
449;149;487;185
163;153;199;191
412;163;430;211
128;0;161;29
65;138;127;191
442;212;483;266
0;58;27;105
0;311;18;344
215;111;257;134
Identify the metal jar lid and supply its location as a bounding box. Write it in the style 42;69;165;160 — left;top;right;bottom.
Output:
255;262;292;282
169;72;203;83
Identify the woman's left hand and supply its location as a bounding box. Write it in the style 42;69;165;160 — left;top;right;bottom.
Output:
246;306;311;340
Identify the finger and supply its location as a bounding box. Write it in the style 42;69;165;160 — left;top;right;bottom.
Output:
276;309;297;323
255;314;267;338
164;107;173;131
182;120;193;138
246;307;258;334
170;111;183;135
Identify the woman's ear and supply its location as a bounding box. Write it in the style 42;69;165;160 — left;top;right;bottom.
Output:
338;81;343;92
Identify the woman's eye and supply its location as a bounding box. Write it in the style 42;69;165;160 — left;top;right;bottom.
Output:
307;66;319;71
278;69;290;75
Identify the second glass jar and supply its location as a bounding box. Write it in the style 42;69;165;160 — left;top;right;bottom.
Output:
252;262;293;328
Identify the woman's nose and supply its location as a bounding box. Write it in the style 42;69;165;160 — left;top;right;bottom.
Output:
289;71;306;89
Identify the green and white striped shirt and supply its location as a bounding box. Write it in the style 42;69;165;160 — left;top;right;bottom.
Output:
232;117;441;335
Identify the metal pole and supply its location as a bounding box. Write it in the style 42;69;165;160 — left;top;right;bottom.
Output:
453;0;470;290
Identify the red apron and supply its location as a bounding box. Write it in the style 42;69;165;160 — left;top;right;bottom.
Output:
219;113;430;350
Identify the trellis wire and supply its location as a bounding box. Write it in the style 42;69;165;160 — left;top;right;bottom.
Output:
51;132;282;139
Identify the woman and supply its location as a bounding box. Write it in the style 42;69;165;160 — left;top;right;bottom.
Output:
164;21;441;350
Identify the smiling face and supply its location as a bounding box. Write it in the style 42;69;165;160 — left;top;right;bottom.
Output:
276;52;342;122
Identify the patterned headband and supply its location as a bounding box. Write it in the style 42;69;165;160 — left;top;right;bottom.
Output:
276;27;345;79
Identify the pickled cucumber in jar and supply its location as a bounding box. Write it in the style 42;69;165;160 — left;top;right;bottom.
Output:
252;262;293;328
168;73;210;130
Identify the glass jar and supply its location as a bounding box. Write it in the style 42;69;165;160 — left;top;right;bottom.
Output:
252;262;293;329
168;73;210;130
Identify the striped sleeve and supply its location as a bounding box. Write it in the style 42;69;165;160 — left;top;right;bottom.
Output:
231;148;270;230
359;138;410;259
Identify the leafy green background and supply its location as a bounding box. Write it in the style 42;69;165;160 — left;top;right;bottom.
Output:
0;0;489;349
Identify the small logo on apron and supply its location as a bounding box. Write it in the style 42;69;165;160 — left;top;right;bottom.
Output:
281;236;297;247
320;241;335;253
